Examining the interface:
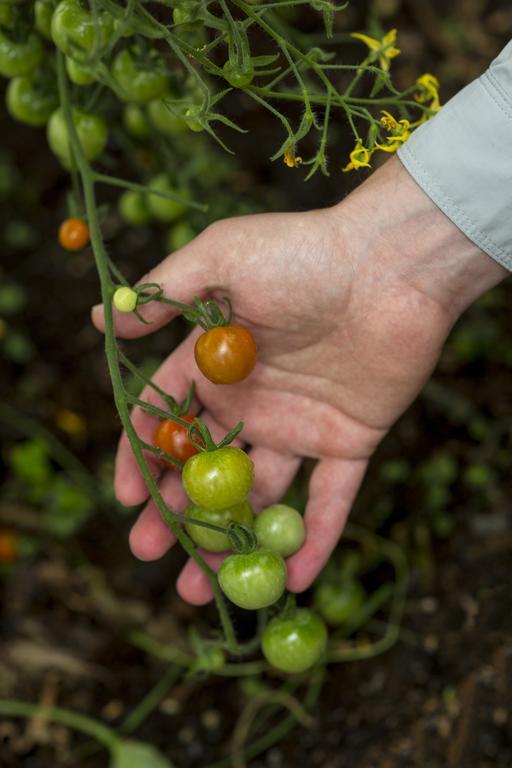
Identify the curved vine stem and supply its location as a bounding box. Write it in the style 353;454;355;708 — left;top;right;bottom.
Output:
55;52;240;655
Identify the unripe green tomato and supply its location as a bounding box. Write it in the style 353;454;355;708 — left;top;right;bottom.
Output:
66;56;95;85
112;48;168;105
254;504;305;558
123;104;151;140
35;0;55;39
113;287;138;313
47;107;108;168
261;609;327;674
184;105;204;132
118;190;151;226
218;549;286;610
166;221;196;251
314;579;366;626
6;75;58;127
147;174;188;222
223;63;254;89
0;31;43;78
147;98;188;137
183;446;254;511
193;646;225;673
185;500;254;553
51;0;114;60
173;6;201;30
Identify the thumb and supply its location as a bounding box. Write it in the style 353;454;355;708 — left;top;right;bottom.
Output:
91;229;221;339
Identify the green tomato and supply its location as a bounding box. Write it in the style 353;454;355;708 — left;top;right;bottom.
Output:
167;221;196;251
147;97;188;137
184;105;204;132
218;549;286;610
66;56;95;85
185;500;253;553
147;174;188;222
113;287;138;313
6;74;58;127
112;48;168;105
0;31;43;78
123;104;151;140
314;579;366;627
261;609;327;674
223;63;254;89
173;5;202;30
118;190;151;226
51;0;114;60
254;504;305;558
182;446;254;511
47;107;108;168
35;0;55;39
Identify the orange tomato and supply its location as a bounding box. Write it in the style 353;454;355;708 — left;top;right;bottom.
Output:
58;218;90;251
194;326;257;385
154;414;199;468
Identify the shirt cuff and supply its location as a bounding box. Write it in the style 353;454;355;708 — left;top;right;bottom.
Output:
397;41;512;272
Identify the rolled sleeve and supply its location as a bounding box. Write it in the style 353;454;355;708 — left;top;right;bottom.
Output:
397;41;512;271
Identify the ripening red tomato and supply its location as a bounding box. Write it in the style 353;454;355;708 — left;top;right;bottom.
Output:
154;414;199;468
58;218;90;251
194;325;257;385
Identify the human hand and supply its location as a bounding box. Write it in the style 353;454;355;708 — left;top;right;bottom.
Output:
92;156;506;604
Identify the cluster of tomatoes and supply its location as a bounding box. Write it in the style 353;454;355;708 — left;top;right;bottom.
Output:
113;291;327;674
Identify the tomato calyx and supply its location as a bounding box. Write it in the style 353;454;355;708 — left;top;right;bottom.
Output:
187;416;244;454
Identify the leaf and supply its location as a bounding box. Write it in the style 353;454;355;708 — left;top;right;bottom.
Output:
111;741;175;768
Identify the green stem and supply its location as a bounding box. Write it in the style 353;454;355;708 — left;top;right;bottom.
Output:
120;665;182;735
56;52;240;656
0;700;117;749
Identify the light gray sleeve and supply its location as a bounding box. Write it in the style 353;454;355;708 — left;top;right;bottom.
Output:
397;41;512;272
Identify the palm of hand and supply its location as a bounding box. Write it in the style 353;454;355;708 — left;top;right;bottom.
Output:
94;205;452;605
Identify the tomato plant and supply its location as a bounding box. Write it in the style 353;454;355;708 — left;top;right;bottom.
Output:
195;325;257;385
0;30;43;78
147;174;188;222
314;579;366;626
154;415;199;468
167;221;196;251
66;56;95;85
118;190;151;226
261;609;327;673
35;0;55;40
147;98;188;137
182;446;254;510
113;287;138;313
218;549;287;609
112;48;168;105
51;0;114;60
254;504;305;557
184;500;253;552
6;74;58;127
58;218;90;251
47;107;108;168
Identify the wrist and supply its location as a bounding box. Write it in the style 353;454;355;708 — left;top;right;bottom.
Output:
333;156;508;321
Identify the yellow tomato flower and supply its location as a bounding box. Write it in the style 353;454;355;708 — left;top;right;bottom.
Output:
283;147;302;168
414;73;441;121
351;28;400;71
342;140;373;172
377;111;410;153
